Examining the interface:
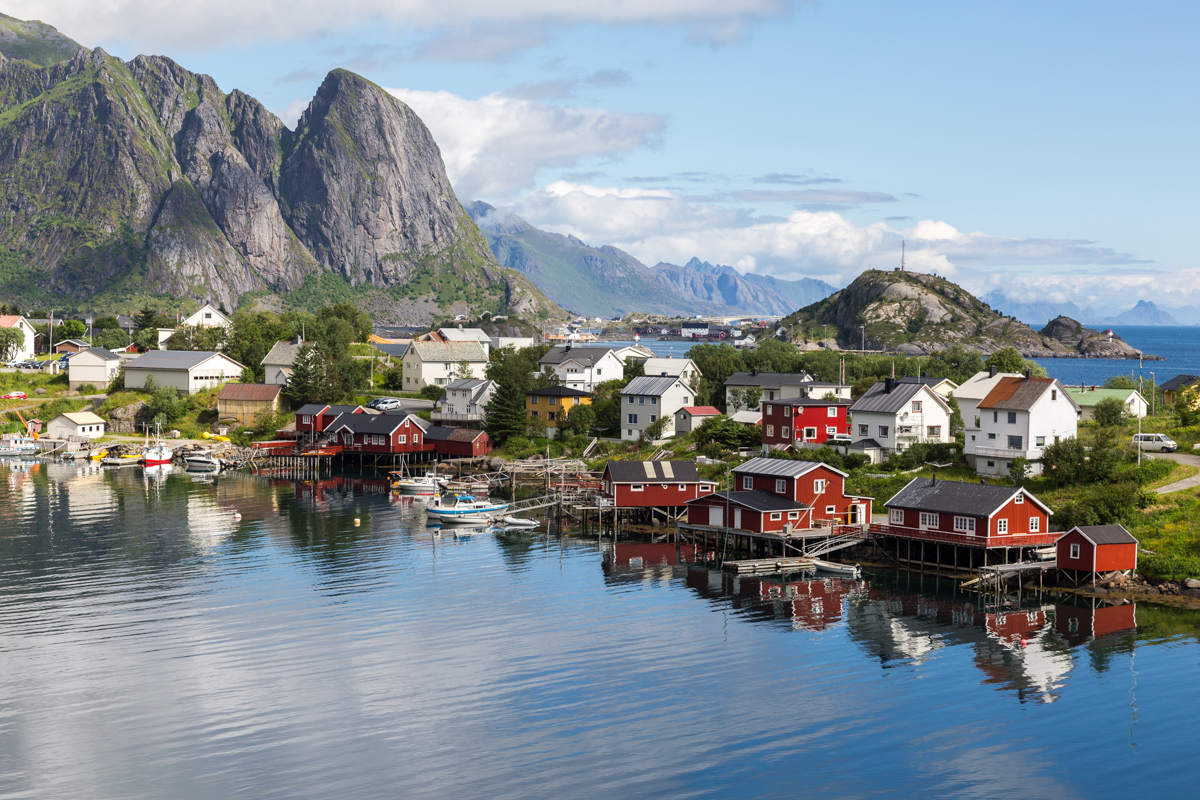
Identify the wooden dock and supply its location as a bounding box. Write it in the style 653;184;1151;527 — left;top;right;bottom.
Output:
723;557;816;574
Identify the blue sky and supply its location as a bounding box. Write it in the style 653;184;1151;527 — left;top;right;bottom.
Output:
17;0;1200;312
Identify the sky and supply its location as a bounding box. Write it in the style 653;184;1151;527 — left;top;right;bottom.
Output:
14;0;1200;314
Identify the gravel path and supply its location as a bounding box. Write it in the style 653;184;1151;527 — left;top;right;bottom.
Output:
1154;451;1200;495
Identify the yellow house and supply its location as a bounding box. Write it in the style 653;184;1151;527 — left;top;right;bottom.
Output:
525;386;592;429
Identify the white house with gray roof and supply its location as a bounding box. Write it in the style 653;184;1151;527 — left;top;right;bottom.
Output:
261;340;302;385
973;375;1079;477
433;378;496;424
849;378;953;455
123;350;245;393
538;346;624;392
402;340;488;390
619;375;696;442
67;347;121;391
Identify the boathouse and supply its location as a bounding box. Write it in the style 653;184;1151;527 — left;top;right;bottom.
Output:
734;457;872;526
425;426;493;458
601;460;715;508
295;404;365;437
1055;525;1138;584
685;490;812;533
325;413;435;460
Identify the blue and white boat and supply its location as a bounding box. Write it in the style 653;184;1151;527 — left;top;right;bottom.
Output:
0;437;39;458
425;493;510;525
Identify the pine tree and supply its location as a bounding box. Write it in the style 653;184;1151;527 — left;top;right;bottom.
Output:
285;344;326;407
485;379;526;444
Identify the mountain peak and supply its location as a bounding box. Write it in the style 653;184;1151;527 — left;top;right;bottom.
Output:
0;13;82;66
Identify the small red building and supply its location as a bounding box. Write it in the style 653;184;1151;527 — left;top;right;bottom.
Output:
325;412;434;458
882;478;1053;544
685;456;873;531
426;426;493;458
1056;525;1138;583
761;399;850;447
295;403;365;436
674;405;721;433
602;460;715;508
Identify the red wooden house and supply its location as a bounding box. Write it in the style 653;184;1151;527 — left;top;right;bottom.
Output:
1054;601;1137;645
761;399;850;448
295;403;365;436
685;456;873;532
601;460;715;508
880;478;1055;545
1056;525;1138;583
325;412;434;459
426;426;494;458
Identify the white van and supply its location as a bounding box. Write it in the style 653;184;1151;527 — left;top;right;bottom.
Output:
1133;433;1177;453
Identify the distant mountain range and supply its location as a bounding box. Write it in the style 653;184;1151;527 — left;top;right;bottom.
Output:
982;291;1196;327
468;202;835;317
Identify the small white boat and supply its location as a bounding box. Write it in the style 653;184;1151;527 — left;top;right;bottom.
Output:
496;515;539;529
185;451;222;471
391;470;440;497
142;424;174;467
0;437;39;458
426;493;510;525
811;559;861;577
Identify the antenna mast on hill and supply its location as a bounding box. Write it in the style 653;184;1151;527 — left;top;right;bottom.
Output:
900;240;906;271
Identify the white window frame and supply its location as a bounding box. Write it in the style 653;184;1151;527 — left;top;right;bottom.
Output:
775;479;786;493
782;426;790;438
1029;516;1040;532
997;518;1009;534
879;425;889;439
859;424;869;436
742;476;753;490
630;484;644;492
397;434;406;444
827;406;838;418
919;512;939;530
770;512;782;521
889;509;904;524
813;478;827;494
766;424;775;437
788;511;800;520
953;516;976;534
1069;543;1080;559
825;505;836;515
1015;494;1024;504
804;427;817;439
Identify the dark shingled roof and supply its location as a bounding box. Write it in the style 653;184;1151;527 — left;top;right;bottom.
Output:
1160;374;1200;392
526;386;593;398
426;426;486;442
539;346;616;367
1069;524;1138;545
724;371;813;389
325;404;364;415
688;490;809;513
374;343;410;357
327;412;424;435
848;438;884;450
295;403;330;416
83;346;120;361
887;478;1052;516
604;460;701;483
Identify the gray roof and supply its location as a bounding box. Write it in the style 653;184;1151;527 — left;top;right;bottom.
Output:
408;340;488;362
444;378;489;392
848;438;884;450
375;343;410;357
83;346;120;361
850;381;940;415
1160;374;1199;392
425;426;486;442
733;456;845;479
886;478;1051;516
327;412;426;435
125;350;243;371
621;375;683;396
528;385;593;398
604;460;700;483
1068;524;1138;545
689;490;808;513
725;371;812;389
261;340;302;366
539;345;616;367
295;403;330;416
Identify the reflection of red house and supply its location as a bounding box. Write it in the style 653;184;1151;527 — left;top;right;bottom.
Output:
602;461;715;508
985;609;1046;645
1055;602;1137;646
1056;525;1138;583
607;541;697;569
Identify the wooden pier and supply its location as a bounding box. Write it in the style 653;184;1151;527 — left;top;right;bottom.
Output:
723;557;816;574
675;522;867;567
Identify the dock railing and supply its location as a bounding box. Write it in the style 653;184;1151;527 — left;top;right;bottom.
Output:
868;523;1059;549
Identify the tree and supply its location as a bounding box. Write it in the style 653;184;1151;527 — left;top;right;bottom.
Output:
743;338;801;373
93;328;129;351
1092;396;1128;427
0;327;23;362
133;305;172;331
530;365;560;389
166;324;225;351
486;343;551;392
639;415;670;444
984;347;1047;378
484;380;527;445
316;303;371;342
1103;375;1137;390
559;402;596;438
946;393;965;436
132;328;159;352
1041;436;1086;485
1085;426;1122;483
524;416;548;439
589;378;627;437
56;319;87;341
381;365;404;390
284;344;326;407
924;345;985;385
623;359;646;380
454;359;474;379
1177;385;1200;427
419;384;444;401
93;316;121;330
1008;457;1030;486
727;386;762;412
147;385;185;425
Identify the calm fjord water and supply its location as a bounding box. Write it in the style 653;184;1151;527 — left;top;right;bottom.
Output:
2;461;1198;798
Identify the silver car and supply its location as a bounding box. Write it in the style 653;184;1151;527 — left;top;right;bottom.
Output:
1133;433;1177;453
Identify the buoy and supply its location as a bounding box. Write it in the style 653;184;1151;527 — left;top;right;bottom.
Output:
354;518;361;526
1021;638;1027;647
234;512;242;520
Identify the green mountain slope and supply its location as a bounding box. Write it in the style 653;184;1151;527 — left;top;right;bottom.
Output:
0;14;81;66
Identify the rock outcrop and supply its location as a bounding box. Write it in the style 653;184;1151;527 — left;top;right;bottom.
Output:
0;20;559;323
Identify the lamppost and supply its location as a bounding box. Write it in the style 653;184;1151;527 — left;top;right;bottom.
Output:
86;317;93;345
1150;371;1156;416
823;324;828;348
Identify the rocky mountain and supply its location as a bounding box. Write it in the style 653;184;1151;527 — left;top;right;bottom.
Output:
470;204;836;317
1109;300;1179;326
0;13;81;66
783;269;1154;359
0;22;557;324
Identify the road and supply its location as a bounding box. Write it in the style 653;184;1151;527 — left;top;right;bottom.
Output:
1154;451;1200;495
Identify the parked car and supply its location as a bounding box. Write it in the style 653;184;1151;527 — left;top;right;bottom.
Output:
1133;433;1177;452
2;391;27;400
374;398;403;411
827;433;853;445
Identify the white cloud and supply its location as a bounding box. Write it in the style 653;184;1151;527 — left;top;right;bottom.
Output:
17;0;794;53
385;89;664;199
507;182;1147;287
977;269;1200;314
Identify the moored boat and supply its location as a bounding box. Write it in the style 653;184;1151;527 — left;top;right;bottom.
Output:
0;437;39;458
184;451;222;471
142;424;174;467
426;492;510;525
811;559;861;577
391;470;440;497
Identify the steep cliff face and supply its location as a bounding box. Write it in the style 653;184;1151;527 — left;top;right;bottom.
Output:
0;13;82;66
785;270;1154;359
0;26;557;322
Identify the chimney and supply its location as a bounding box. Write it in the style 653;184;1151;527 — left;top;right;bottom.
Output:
751;368;758;376
1024;369;1032;380
885;377;895;394
922;371;930;378
989;366;997;378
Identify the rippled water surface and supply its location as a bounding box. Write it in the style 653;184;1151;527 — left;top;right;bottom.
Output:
2;460;1198;798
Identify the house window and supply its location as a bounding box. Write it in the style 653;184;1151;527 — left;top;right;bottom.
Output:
986;460;995;468
813;479;827;493
700;484;713;492
548;412;556;422
925;425;940;437
828;407;838;417
766;424;775;437
953;516;976;533
530;411;539;419
783;406;790;416
743;476;753;490
548;397;557;405
638;396;645;404
649;415;656;422
631;484;644;492
782;426;791;438
1052;390;1057;401
1035;436;1045;447
1008;435;1023;449
764;403;773;415
1007;412;1017;424
919;512;939;529
627;396;633;404
879;425;889;439
1015;494;1024;504
912;401;922;413
825;426;837;435
859;424;868;436
1029;516;1040;532
530;396;538;404
1070;543;1080;559
678;484;686;490
398;435;406;444
651;397;657;405
770;513;782;521
413;434;419;444
997;519;1009;534
775;479;786;493
302;415;311;424
889;509;904;524
987;433;997;440
628;414;637;424
826;505;836;515
787;511;800;520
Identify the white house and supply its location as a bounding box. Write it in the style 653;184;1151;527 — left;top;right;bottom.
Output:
156;327;175;348
897;374;959;399
973;375;1080;477
619;375;697;441
67;347;121;391
491;336;537;351
433;378;496;424
640;357;703;384
0;315;36;362
538;346;625;392
46;411;106;440
723;371;850;410
681;321;709;338
402;341;488;390
1063;386;1149;421
848;378;953;455
956;368;1024;458
124;350;246;393
182;304;232;329
261;340;302;385
610;343;655;364
422;327;493;356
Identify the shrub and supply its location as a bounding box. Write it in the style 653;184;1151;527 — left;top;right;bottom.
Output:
76;383;98;395
1093;396;1128;427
